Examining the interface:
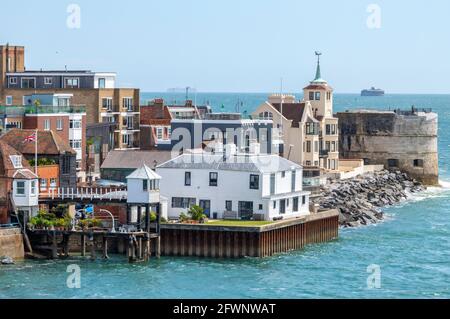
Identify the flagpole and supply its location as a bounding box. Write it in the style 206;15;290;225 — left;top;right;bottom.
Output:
34;129;38;175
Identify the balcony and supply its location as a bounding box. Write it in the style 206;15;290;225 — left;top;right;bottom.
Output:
1;105;86;115
319;150;329;157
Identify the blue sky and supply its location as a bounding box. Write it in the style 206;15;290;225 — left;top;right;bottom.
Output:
1;0;449;93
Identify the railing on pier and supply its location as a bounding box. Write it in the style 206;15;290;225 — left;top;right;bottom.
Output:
40;187;127;201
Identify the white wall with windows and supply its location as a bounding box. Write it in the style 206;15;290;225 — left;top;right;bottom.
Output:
157;161;309;221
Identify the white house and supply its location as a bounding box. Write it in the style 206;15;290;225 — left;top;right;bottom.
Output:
12;167;39;217
156;150;311;221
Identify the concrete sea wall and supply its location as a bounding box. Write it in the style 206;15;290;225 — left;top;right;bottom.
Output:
0;228;24;260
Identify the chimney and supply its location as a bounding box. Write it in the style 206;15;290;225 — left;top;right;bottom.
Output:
224;143;237;160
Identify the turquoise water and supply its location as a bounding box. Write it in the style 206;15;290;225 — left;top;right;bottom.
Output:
1;93;450;299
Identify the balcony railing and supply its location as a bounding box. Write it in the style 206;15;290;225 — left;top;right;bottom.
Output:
0;105;86;115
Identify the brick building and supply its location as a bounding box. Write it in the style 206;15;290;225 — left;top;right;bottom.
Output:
0;129;77;189
0;44;140;151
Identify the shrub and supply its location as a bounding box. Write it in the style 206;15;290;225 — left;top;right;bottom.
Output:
150;211;157;222
187;205;206;221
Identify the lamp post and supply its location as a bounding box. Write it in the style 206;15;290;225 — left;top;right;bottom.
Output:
99;209;115;233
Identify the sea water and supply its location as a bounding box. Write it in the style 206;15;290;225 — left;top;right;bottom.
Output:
1;93;449;299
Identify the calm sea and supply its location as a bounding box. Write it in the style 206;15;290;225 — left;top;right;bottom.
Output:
1;93;449;299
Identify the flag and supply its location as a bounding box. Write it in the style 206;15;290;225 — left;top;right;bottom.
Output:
23;132;37;143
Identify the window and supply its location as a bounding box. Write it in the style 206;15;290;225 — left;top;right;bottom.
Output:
64;78;79;88
56;118;63;131
225;201;232;211
102;98;113;111
315;92;321;100
273;201;277;209
270;173;276;195
69;119;82;129
62;156;71;174
387;159;399;168
250;174;259;189
156;127;163;139
16;181;25;196
50;178;57;189
98;78;106;88
209;172;218;186
331;141;336;152
122;134;130;146
309;92;314;100
281;171;286;178
305;122;317;135
413;159;424;168
44;119;51;130
327;92;331;100
167;127;172;139
302;196;306;205
70;139;82;149
293;197;299;212
291;170;296;192
31;181;37;196
306;141;312;153
185;172;191;186
172;197;196;208
9;155;22;168
21;78;36;89
6;96;13;105
123;98;133;111
143;180;148;191
44;77;52;85
259;204;263;210
9;77;17;85
40;179;47;191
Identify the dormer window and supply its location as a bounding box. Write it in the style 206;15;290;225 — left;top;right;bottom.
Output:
10;155;23;169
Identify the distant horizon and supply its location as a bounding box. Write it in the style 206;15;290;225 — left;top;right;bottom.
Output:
2;0;449;94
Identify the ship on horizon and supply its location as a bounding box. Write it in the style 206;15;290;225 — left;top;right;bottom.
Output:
361;87;385;96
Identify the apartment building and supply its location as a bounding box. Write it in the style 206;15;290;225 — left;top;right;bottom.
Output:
0;44;140;151
0;93;87;181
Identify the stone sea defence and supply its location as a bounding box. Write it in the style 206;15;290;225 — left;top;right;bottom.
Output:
313;170;425;227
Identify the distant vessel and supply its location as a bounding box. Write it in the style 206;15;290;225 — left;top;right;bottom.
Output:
361;87;385;96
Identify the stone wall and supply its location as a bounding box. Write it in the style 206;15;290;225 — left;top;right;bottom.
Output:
337;111;439;185
0;228;24;259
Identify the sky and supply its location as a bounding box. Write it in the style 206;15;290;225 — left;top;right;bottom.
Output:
1;0;449;94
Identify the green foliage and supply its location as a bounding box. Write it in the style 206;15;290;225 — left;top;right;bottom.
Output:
150;211;157;222
28;210;71;230
28;158;56;167
187;205;207;221
79;218;102;229
179;212;189;222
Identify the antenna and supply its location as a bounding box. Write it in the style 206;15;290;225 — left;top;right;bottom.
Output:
279;77;284;137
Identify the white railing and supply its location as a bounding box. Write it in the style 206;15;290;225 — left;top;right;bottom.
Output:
43;187;127;201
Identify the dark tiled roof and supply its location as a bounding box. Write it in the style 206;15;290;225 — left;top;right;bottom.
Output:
0;129;75;156
0;140;31;177
101;150;173;170
270;103;306;128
